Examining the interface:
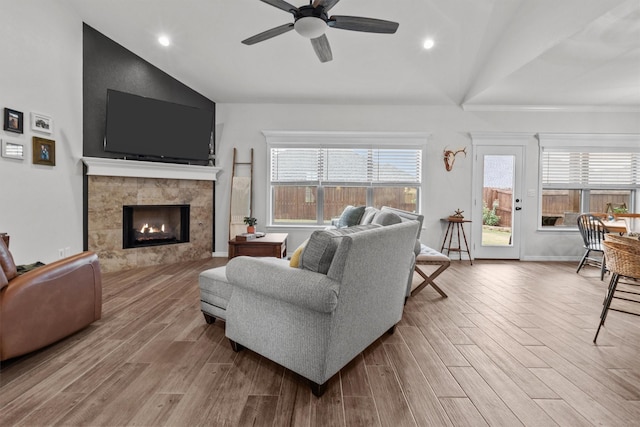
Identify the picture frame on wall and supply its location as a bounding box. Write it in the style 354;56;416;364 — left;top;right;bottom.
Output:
1;139;25;160
3;108;24;133
32;136;55;166
31;112;53;134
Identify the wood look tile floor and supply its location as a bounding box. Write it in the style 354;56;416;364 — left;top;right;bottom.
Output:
1;258;640;426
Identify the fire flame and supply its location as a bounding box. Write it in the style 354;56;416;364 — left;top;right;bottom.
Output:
140;224;165;233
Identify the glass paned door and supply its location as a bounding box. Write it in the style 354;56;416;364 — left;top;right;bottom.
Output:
473;146;524;259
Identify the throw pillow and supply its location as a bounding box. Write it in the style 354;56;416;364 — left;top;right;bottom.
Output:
360;207;379;225
300;224;378;274
337;205;366;228
371;211;402;226
289;238;309;268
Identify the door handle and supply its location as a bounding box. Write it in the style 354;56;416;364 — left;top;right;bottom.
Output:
515;207;522;211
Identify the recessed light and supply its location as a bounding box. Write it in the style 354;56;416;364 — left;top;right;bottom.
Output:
158;35;170;47
423;38;435;50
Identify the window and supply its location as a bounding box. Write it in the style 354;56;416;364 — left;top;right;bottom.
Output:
538;134;640;227
266;132;426;226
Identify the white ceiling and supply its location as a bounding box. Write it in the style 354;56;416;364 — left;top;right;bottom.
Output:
59;0;640;110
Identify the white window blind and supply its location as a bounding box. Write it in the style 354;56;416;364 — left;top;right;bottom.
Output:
541;149;640;189
270;148;321;183
271;147;422;185
538;134;640;190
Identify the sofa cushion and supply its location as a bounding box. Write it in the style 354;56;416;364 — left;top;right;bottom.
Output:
336;205;366;228
300;225;378;274
381;206;424;238
371;210;402;226
0;238;17;281
360;207;379;225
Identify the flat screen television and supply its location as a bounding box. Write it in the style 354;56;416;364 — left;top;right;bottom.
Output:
104;89;214;164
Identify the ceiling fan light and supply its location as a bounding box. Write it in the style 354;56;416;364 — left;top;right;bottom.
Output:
294;17;326;39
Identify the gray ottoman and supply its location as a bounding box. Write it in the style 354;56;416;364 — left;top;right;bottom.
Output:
199;258;292;323
199;266;233;322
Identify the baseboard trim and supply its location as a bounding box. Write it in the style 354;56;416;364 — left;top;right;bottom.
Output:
213;251;229;258
521;256;581;262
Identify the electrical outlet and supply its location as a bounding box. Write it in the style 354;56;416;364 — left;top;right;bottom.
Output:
64;247;71;257
58;248;64;259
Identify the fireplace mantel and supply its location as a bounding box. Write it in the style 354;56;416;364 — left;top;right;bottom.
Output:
82;157;221;181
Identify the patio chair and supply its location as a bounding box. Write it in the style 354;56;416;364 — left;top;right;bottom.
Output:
576;213;608;280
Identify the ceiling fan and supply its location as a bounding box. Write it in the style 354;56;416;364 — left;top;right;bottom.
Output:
241;0;399;63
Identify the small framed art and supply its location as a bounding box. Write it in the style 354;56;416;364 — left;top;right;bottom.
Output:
31;112;53;134
3;108;24;133
32;136;55;166
1;139;25;160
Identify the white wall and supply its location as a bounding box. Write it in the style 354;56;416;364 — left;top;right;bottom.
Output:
214;104;640;260
0;2;83;264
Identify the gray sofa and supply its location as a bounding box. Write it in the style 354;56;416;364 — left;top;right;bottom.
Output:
199;206;423;323
336;205;424;298
224;221;420;396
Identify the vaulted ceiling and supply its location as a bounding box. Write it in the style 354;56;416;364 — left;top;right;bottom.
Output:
60;0;640;110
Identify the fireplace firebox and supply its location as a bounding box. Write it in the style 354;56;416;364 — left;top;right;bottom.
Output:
123;204;190;249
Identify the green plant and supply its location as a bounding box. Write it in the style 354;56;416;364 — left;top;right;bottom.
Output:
612;206;628;214
243;216;257;226
482;200;500;226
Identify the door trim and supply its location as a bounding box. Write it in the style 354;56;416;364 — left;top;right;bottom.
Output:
470;132;532;145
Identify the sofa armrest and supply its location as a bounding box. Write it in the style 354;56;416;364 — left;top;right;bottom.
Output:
3;251;102;318
1;252;102;360
226;256;340;313
6;250;100;297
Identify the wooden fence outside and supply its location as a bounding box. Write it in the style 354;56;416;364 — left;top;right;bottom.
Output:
484;188;631;227
277;186;630;225
541;190;630;215
483;188;513;227
273;186;417;221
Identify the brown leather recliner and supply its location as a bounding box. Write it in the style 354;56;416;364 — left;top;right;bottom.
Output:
0;239;102;361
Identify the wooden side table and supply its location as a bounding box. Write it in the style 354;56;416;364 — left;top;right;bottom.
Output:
440;218;472;265
228;233;288;259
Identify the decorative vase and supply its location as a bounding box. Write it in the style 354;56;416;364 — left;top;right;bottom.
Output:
247;226;255;234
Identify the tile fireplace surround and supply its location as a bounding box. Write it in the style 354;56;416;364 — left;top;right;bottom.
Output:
83;157;221;273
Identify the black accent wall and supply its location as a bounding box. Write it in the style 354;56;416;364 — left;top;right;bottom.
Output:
82;23;215;160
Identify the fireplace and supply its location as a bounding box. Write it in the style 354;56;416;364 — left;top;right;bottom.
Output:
123;204;190;249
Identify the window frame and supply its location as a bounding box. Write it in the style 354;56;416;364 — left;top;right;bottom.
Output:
264;131;429;227
537;133;640;230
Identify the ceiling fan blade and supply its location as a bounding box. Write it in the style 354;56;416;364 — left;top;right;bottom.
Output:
311;34;333;63
242;23;295;45
312;0;340;12
260;0;299;14
328;16;399;33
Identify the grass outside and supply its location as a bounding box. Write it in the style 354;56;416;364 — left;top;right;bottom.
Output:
482;225;512;246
